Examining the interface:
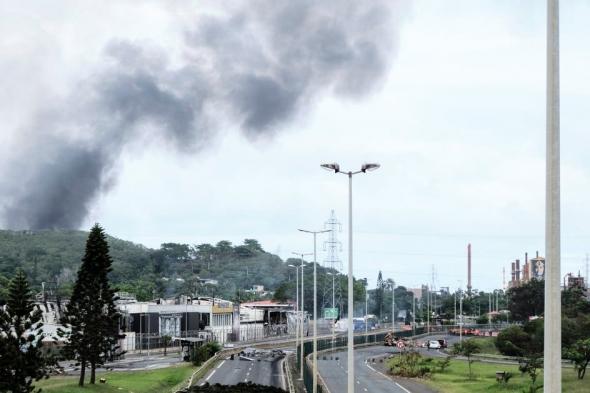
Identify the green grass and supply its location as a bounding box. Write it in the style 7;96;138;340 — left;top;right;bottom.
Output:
472;337;500;355
420;359;588;393
35;364;196;393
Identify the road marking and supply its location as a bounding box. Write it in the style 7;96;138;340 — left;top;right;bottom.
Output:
217;360;226;369
363;388;368;392
356;380;360;384
205;369;216;381
366;362;413;393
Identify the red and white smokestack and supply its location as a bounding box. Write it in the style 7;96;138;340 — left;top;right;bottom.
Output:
467;243;472;293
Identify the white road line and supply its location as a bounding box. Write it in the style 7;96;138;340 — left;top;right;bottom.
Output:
217;360;226;369
395;382;412;393
366;362;413;393
205;369;216;381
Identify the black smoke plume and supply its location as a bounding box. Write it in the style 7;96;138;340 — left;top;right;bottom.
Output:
1;0;403;229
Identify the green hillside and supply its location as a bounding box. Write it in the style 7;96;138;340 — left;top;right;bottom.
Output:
0;229;363;313
0;230;291;302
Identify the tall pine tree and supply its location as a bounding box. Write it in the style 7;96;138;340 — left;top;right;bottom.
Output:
0;269;52;393
60;224;120;386
374;271;384;318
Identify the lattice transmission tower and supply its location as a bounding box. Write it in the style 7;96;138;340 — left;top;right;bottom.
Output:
322;210;343;315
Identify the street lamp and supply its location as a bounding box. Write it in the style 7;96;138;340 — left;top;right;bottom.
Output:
292;252;311;380
288;263;300;372
298;228;330;393
321;162;380;393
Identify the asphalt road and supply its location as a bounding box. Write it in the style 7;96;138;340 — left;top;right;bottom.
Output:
317;334;457;393
198;354;286;389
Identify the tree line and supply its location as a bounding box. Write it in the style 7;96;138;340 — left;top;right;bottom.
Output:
0;224;122;391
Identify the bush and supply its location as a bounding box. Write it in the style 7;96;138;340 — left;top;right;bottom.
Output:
192;341;222;366
496;326;529;357
388;351;432;378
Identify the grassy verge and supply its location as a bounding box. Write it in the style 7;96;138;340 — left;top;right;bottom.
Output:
420;359;587;393
35;364;196;393
472;337;500;355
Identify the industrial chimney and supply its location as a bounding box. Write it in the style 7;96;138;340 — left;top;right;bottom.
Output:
516;259;521;283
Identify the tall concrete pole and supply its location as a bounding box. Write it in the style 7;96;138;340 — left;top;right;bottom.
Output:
313;235;318;393
347;172;354;393
295;265;299;372
459;291;463;342
392;281;395;330
298;230;329;393
300;262;305;380
544;0;561;391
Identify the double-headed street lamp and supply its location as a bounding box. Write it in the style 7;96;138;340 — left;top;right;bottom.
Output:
298;228;330;393
291;252;312;380
321;162;380;393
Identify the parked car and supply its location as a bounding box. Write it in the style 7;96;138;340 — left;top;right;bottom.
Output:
437;339;448;348
428;340;441;349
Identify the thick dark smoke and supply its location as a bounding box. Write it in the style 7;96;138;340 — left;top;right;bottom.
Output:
1;0;403;229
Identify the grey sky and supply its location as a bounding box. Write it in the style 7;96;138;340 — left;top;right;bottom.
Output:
1;1;589;291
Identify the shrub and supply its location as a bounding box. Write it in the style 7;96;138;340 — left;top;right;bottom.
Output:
496;326;529;357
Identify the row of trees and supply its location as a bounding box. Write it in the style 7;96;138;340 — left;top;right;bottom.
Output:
495;279;590;380
0;224;122;392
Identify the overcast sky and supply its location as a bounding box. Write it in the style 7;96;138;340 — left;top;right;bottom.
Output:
1;1;589;291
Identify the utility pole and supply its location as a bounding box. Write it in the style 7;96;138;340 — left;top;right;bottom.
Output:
459;290;463;343
488;293;492;328
426;285;430;334
454;291;457;326
299;229;330;393
391;280;395;331
544;1;561;392
412;294;416;336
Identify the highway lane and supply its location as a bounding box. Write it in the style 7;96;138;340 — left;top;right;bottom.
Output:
198;354;285;389
318;346;416;393
318;334;457;393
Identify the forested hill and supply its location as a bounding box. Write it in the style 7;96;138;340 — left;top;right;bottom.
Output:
0;230;289;302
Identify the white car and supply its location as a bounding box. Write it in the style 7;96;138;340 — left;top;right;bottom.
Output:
428;340;441;349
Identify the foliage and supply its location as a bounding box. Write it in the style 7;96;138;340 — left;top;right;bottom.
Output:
435;356;452;373
420;358;587;393
59;224;121;386
192;341;221;366
162;335;172;356
387;350;432;377
0;269;54;393
565;338;590;379
373;271;384;318
182;382;286;392
518;356;543;392
495;320;543;357
452;339;481;380
506;279;544;322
